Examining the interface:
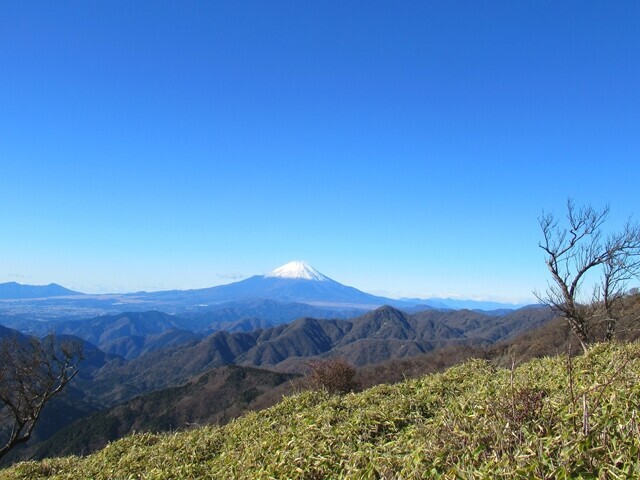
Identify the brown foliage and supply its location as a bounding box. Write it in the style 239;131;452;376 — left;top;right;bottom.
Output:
305;358;359;394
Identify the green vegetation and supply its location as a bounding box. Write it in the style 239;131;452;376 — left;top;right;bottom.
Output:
31;366;298;460
3;342;640;479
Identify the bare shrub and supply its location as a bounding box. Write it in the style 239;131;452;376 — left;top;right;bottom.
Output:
305;358;359;394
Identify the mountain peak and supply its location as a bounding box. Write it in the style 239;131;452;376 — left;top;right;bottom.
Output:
266;261;331;282
0;282;82;299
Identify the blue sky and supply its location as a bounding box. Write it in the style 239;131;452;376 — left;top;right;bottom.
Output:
1;1;639;302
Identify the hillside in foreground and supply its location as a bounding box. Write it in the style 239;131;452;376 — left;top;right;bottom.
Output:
3;341;639;479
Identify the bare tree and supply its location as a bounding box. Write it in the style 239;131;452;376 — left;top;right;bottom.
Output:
536;199;640;352
0;334;83;460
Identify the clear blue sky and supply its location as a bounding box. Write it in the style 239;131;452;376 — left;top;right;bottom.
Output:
1;1;639;302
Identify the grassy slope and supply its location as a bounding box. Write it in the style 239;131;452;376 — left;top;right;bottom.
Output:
3;342;640;479
29;366;299;461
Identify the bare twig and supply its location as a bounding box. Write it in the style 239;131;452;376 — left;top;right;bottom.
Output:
537;200;640;351
0;334;83;460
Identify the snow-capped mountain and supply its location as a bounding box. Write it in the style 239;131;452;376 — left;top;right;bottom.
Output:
0;263;526;318
132;261;400;309
265;261;331;282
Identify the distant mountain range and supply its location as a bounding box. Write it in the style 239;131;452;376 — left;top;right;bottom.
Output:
0;300;369;357
402;297;527;311
3;303;554;411
0;261;528;317
85;304;554;404
0;282;81;299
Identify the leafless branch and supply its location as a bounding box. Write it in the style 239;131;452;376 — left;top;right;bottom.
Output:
537;200;640;351
0;334;83;460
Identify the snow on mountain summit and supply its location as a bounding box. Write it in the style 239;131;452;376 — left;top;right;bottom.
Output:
266;261;331;282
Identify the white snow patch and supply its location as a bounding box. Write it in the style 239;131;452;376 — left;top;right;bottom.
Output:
266;261;331;282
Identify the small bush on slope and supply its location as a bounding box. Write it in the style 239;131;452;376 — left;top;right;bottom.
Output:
3;342;640;479
306;358;360;394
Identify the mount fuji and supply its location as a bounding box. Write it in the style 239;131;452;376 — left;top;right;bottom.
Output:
135;261;401;309
0;262;525;321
